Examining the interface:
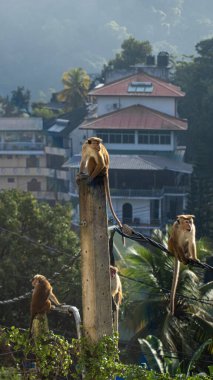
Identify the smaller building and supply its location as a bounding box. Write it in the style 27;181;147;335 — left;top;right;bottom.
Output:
0;117;70;202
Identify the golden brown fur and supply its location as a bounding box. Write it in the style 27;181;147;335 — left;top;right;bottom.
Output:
29;274;60;334
168;215;198;315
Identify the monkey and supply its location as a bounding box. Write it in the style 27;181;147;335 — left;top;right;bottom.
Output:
29;274;60;336
168;214;198;315
77;137;124;232
110;265;122;311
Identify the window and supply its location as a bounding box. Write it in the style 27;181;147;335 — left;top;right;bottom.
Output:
109;133;121;143
97;131;135;144
96;132;109;143
123;132;135;143
35;132;43;143
8;178;15;183
150;134;159;144
4;131;33;142
123;203;133;224
27;178;41;191
26;156;39;168
128;81;153;93
138;131;171;145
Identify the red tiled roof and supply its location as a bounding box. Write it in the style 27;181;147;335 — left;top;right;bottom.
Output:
80;105;187;131
89;73;185;97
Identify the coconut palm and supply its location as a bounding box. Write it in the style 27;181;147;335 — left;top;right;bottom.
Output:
120;229;213;374
58;67;90;110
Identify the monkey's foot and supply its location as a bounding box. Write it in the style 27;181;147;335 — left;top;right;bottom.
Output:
122;224;133;236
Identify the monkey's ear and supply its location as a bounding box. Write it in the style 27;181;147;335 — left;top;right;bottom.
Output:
176;216;180;224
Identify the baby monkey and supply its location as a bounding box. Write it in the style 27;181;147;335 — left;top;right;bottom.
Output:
29;274;60;335
78;137;123;231
168;214;198;315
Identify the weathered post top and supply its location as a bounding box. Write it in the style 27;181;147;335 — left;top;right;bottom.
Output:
78;175;113;342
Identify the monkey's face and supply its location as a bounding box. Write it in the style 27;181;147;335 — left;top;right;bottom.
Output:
110;267;117;278
31;274;45;287
88;137;102;152
178;217;194;232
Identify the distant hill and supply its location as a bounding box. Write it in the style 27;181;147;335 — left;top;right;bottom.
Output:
0;0;213;100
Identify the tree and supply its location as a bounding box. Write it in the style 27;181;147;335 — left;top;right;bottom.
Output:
57;67;90;110
174;38;213;238
102;36;152;75
0;190;80;334
10;86;30;113
121;229;213;374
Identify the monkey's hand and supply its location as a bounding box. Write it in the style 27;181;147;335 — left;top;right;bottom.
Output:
76;172;89;185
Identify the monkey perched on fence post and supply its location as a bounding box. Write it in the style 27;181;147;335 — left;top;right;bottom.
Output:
29;274;60;338
168;215;198;315
77;137;124;232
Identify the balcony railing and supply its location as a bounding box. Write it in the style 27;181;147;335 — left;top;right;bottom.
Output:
70;186;189;198
45;146;70;156
0;167;69;179
0;142;45;151
110;186;189;197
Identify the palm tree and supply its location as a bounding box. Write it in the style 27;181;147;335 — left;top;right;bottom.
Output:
57;67;90;110
120;229;213;374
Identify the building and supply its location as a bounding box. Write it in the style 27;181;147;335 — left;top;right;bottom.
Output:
0;117;70;202
65;63;192;233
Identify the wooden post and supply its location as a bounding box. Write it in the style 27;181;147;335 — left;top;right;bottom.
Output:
79;175;113;342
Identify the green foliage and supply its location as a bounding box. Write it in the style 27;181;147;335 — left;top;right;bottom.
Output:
121;229;213;374
58;67;91;110
31;106;61;119
0;368;21;380
0;190;80;330
138;335;168;374
10;86;30;113
1;329;212;380
186;338;213;377
1;327;73;379
102;36;152;74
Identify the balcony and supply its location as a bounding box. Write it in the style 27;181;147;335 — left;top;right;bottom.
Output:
70;186;189;199
45;146;70;157
0;142;45;152
0;167;69;180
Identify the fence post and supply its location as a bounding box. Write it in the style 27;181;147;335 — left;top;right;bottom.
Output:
78;175;113;342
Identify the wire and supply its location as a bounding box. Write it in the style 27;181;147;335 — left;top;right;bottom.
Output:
0;225;72;256
0;252;80;305
120;274;213;306
114;225;213;272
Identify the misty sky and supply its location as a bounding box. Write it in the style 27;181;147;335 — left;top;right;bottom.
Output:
1;0;213;100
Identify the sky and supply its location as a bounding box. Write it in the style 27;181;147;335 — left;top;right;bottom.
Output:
0;0;213;100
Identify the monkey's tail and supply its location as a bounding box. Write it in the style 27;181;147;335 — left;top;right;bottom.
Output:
170;258;180;316
104;176;122;229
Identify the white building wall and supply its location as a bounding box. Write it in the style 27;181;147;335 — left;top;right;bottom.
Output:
107;198;150;224
96;96;176;117
70;126;93;156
